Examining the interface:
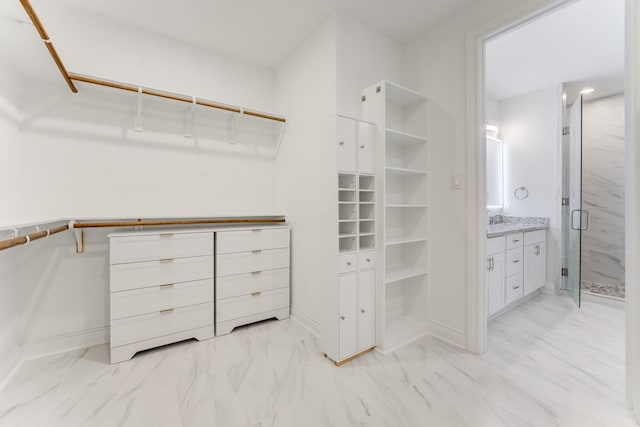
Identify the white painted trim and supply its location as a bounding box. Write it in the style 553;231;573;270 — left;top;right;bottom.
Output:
290;305;320;339
427;320;466;349
21;326;109;361
625;0;640;418
0;347;22;391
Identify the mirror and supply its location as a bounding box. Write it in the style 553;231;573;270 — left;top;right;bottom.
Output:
486;135;504;210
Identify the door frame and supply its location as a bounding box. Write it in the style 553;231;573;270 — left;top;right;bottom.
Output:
465;0;640;418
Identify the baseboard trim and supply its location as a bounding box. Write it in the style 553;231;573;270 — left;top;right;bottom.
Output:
0;347;22;391
542;282;556;295
22;326;110;361
290;306;320;339
427;320;466;349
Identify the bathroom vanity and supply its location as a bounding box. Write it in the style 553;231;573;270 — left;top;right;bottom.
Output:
486;217;548;318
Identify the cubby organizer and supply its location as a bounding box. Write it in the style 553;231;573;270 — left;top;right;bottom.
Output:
362;80;430;353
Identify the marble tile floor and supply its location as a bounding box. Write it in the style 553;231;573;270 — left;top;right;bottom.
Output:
582;280;626;299
0;293;636;427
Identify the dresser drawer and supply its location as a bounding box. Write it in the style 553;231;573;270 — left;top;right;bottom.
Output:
217;228;289;254
216;288;289;323
110;255;214;292
111;302;213;347
506;274;524;305
111;279;213;320
506;247;523;276
217;248;289;277
359;252;375;270
217;268;289;300
110;232;213;264
505;232;524;250
338;254;357;274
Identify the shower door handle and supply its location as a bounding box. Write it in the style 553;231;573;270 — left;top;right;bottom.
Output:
571;209;589;231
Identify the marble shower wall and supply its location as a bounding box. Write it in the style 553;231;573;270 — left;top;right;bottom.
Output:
581;94;625;287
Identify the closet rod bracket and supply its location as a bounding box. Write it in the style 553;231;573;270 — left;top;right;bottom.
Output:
70;221;85;253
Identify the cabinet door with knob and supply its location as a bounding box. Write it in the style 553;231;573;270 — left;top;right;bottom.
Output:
337;116;356;173
357;121;375;175
524;238;546;296
338;273;358;360
487;252;505;317
357;269;376;352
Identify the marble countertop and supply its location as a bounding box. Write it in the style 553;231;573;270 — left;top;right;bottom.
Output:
486;215;549;238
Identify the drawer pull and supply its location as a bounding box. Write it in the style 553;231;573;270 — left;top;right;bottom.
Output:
251;250;262;254
512;239;520;243
360;145;365;149
346;261;352;266
159;284;174;289
251;271;262;275
512;260;520;263
361;309;366;314
160;308;174;314
159;259;174;263
340;316;345;320
366;258;371;262
512;285;521;290
251;291;262;297
159;234;173;238
339;141;345;146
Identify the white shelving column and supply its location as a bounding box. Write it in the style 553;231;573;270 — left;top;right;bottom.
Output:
362;81;429;353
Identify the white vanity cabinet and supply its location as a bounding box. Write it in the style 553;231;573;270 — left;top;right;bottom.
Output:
486;229;547;318
486;236;506;317
524;230;546;296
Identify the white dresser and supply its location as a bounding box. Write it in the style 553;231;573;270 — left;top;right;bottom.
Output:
216;227;290;336
109;230;215;363
108;225;290;363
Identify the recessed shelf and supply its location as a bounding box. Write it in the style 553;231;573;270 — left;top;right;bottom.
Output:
385;237;428;246
386;128;428;145
385;166;428;177
359;189;376;193
383;315;429;354
339;233;358;238
359;219;375;222
385;204;429;209
338;188;357;191
339;202;357;205
360;232;375;237
385;81;427;108
359;202;375;205
339;220;357;223
385;266;428;284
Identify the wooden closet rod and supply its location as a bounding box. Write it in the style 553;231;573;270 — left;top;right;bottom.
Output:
19;0;78;93
68;73;286;123
73;217;287;228
0;224;69;251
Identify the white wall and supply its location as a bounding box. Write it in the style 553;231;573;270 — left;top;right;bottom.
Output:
275;17;338;334
500;86;562;286
486;95;501;126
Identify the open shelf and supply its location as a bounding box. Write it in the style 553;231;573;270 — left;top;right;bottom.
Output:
385;166;428;176
359;221;375;234
339;204;357;220
339;236;357;253
359;191;375;203
359;234;375;250
386;204;429;208
386;128;428;145
385;237;428;246
339;174;357;189
383;315;429;353
359;204;375;220
339;221;357;236
385;81;427;108
359;175;375;190
385;266;428;283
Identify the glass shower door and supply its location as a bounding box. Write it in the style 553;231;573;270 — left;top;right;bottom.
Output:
566;95;583;306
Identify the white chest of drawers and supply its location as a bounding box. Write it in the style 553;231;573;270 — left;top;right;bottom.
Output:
109;230;215;363
215;227;290;336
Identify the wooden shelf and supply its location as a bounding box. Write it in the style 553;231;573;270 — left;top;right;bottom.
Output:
386;128;428;145
385;266;428;284
385;166;428;176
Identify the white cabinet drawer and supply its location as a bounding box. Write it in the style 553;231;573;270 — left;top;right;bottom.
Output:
111;302;213;347
110;256;214;292
339;254;357;274
506;248;523;276
217;268;289;300
505;232;524;250
111;279;213;320
524;230;546;246
506;274;524;305
486;236;505;255
110;232;213;264
358;252;375;270
216;288;289;323
217;228;290;254
217;248;290;277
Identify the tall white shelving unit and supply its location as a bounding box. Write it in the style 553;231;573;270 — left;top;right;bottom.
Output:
362;81;429;353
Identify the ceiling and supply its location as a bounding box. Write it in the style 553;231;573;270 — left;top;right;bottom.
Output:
485;0;625;100
1;0;476;69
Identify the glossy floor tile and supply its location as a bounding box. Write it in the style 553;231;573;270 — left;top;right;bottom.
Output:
0;293;636;426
